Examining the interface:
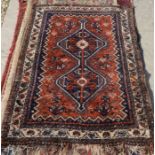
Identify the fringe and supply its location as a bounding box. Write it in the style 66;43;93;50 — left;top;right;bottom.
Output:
1;143;153;155
1;0;27;91
37;0;118;6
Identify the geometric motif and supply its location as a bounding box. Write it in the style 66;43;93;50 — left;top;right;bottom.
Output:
29;13;128;124
57;19;107;111
2;5;153;147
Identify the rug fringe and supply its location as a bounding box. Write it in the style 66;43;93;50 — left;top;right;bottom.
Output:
1;143;153;155
36;0;118;6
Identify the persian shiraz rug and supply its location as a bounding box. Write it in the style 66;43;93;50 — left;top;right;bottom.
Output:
2;0;153;154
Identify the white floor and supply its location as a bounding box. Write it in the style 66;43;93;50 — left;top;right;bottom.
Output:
134;0;154;92
1;0;154;92
1;0;18;74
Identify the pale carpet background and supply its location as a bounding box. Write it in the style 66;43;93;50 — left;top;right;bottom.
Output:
1;0;154;92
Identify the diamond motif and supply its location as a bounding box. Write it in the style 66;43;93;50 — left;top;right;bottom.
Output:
58;29;107;58
57;19;107;111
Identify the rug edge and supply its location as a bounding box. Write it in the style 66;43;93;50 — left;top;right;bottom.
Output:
1;0;33;122
1;0;27;91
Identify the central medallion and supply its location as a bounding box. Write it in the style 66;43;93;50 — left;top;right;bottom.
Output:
57;19;107;111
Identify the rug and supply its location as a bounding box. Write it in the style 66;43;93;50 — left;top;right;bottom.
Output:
2;0;154;154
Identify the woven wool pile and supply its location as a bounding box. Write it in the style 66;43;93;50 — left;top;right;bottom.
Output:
1;0;153;154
